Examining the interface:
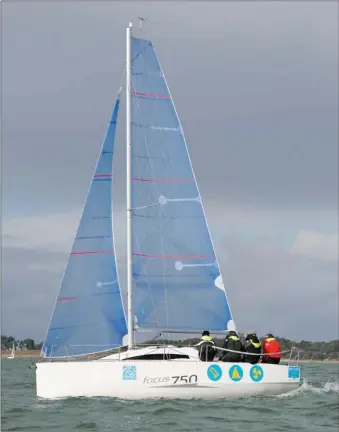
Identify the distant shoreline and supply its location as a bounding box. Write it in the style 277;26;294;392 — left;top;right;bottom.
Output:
1;350;339;363
281;359;339;364
1;350;41;358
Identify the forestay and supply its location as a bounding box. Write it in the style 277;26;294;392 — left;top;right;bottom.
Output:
41;97;127;358
130;37;234;333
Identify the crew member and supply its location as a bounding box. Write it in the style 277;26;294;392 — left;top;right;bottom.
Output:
195;330;216;362
262;333;281;364
221;330;243;362
242;332;261;364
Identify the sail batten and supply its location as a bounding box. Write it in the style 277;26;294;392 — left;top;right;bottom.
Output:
130;37;235;333
41;97;127;358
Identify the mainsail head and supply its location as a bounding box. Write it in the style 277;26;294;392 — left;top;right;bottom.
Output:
42;97;127;358
130;37;235;333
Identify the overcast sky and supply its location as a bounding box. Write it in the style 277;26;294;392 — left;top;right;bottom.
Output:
2;1;338;342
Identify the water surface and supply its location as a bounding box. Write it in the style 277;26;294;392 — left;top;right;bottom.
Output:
1;359;338;431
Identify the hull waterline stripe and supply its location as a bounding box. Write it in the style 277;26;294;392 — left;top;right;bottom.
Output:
71;250;115;255
132;91;170;99
132;177;194;183
132;253;213;259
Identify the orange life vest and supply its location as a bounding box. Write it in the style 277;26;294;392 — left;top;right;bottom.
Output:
263;338;281;360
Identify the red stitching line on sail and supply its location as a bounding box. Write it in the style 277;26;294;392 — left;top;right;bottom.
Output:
132;253;213;259
57;297;77;301
132;178;194;183
71;250;115;255
131;91;170;99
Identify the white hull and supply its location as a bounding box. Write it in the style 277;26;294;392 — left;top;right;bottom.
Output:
36;347;301;399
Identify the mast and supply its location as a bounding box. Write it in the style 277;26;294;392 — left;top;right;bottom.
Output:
126;22;134;349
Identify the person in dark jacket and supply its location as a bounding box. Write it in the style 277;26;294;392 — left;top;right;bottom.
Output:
242;332;261;364
221;330;243;362
194;330;216;362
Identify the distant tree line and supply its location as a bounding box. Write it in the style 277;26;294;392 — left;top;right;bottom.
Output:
148;336;339;360
1;334;338;360
1;335;43;351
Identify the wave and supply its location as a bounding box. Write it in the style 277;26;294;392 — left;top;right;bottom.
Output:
276;379;339;398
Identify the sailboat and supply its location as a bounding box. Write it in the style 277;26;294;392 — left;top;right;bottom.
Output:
7;341;15;359
36;22;301;399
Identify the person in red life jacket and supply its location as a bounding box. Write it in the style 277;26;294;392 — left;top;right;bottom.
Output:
262;333;281;364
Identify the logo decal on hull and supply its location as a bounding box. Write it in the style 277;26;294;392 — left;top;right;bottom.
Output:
250;365;264;382
122;365;136;380
207;364;222;381
288;366;300;379
229;365;243;382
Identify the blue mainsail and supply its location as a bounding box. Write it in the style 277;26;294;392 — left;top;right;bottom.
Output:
42;96;127;358
130;38;235;333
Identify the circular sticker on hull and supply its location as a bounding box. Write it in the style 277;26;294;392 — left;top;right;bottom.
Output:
250;365;264;382
207;364;222;381
229;365;243;382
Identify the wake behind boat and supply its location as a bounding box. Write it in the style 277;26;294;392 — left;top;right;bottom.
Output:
36;21;301;399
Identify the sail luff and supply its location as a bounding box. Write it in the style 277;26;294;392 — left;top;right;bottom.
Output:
112;88;127;331
126;23;134;349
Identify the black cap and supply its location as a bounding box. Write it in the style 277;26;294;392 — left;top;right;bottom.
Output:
247;332;256;338
202;330;210;336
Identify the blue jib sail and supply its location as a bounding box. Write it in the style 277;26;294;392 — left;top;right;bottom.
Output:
42;96;127;358
130;38;235;333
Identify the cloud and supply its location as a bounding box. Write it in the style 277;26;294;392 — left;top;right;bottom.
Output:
2;207;127;253
4;204;337;260
1;1;337;342
3;209;82;253
290;231;338;261
2;1;338;217
2;209;338;341
1;247;67;341
25;262;65;273
223;235;338;340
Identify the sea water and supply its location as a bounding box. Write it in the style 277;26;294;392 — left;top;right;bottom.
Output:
1;359;338;431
